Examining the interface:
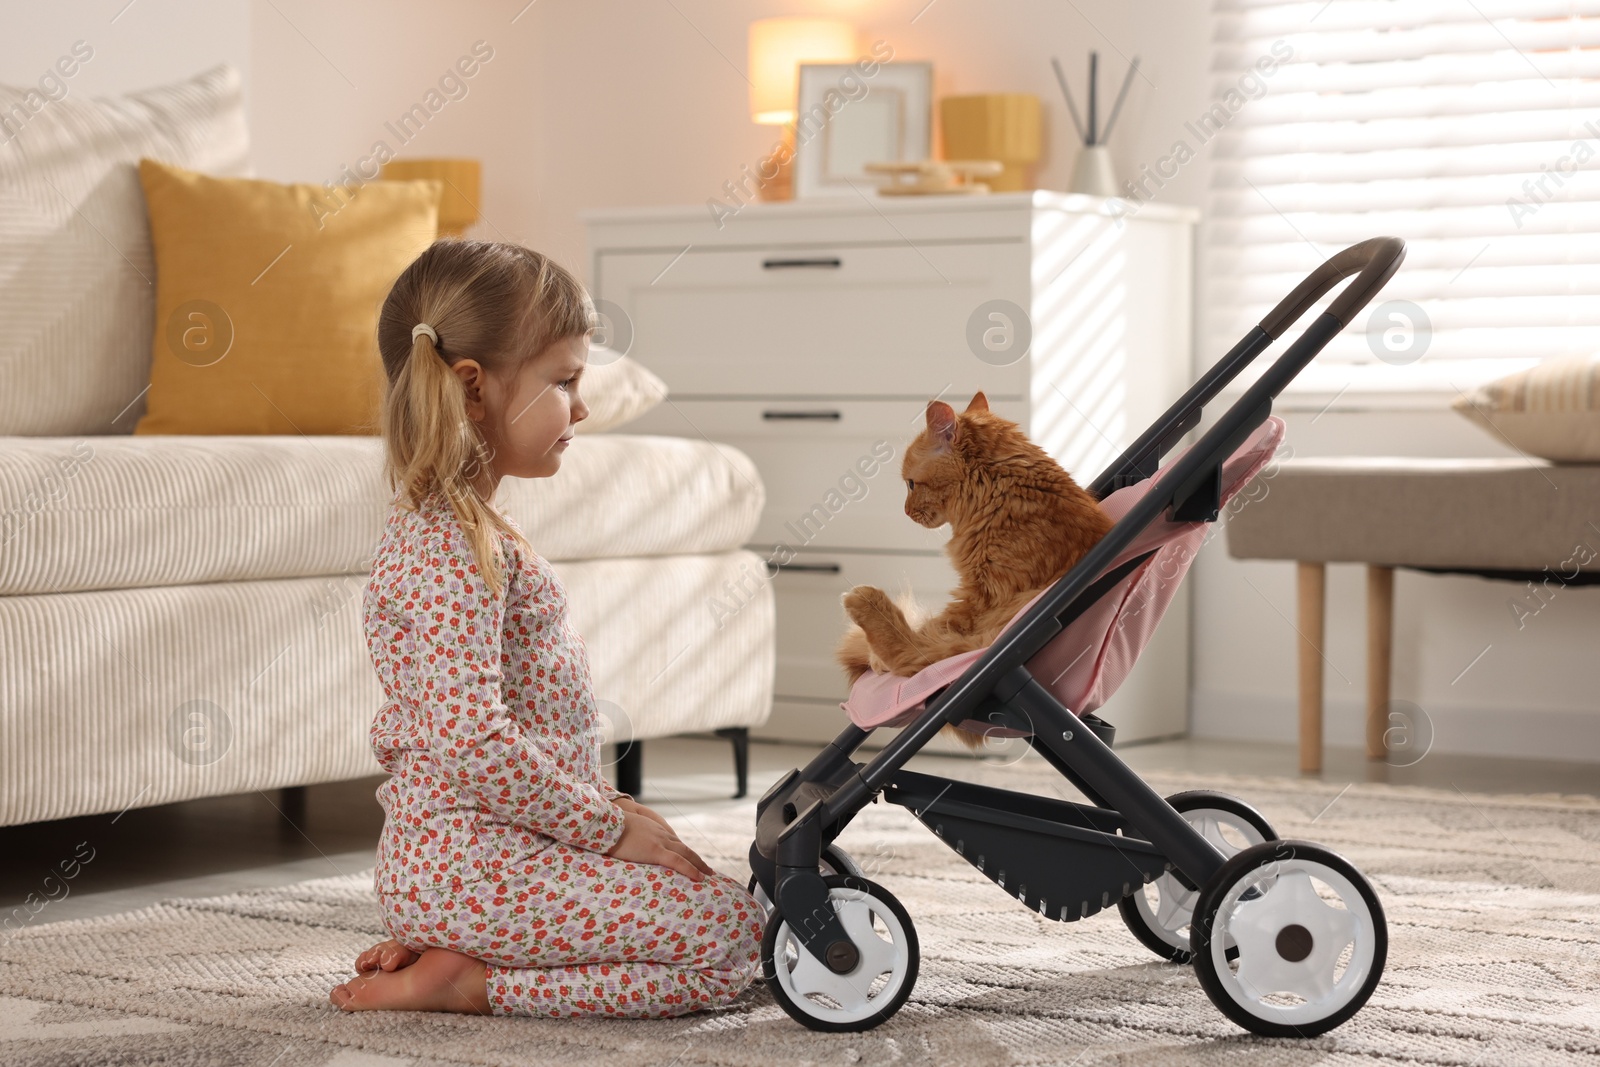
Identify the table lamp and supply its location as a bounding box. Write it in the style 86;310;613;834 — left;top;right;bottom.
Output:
748;17;856;201
379;158;481;236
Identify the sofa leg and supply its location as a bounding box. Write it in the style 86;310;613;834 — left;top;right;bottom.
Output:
615;741;643;799
714;727;750;799
278;785;308;831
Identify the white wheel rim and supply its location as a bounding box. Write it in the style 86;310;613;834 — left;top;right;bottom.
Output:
1134;808;1268;952
772;886;913;1025
1208;857;1378;1025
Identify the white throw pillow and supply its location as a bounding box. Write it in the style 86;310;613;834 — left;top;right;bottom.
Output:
0;63;250;436
575;346;667;433
1452;354;1600;463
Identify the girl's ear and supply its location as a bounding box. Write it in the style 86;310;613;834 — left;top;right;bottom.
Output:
926;400;957;450
452;359;488;418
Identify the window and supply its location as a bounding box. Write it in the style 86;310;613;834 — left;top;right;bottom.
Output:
1204;1;1600;403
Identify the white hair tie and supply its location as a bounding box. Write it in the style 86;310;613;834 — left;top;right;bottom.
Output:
412;323;439;345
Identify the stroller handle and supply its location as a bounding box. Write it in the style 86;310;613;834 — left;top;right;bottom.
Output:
1260;236;1407;339
1088;236;1407;500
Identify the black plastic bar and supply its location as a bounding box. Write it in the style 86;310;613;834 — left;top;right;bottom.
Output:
802;724;869;782
1262;236;1406;339
1087;326;1272;500
1025;733;1110;808
1087;236;1405;499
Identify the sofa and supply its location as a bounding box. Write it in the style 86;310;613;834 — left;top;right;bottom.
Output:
0;64;774;826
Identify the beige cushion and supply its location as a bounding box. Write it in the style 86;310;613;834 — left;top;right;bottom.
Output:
1452;355;1600;462
576;347;667;433
1225;456;1600;572
0;64;250;437
0;434;764;595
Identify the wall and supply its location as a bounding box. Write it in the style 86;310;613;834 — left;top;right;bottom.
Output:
2;2;249;102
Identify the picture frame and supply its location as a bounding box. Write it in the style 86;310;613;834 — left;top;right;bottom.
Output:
792;61;933;198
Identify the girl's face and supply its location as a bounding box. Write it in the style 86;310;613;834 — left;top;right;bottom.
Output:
454;334;589;488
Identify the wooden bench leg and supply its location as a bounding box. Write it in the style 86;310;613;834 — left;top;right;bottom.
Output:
1367;564;1394;761
1297;561;1325;774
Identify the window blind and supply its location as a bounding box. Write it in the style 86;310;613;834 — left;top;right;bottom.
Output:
1204;0;1600;396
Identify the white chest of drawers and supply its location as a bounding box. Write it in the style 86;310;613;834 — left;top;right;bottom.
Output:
582;191;1198;747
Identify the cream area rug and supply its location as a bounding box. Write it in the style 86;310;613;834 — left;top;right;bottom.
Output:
2;763;1598;1067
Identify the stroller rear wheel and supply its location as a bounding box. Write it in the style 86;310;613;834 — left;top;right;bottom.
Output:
1118;791;1276;963
761;874;919;1032
747;844;864;918
1191;840;1387;1037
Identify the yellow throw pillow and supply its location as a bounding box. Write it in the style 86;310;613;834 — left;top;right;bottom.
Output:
135;158;440;435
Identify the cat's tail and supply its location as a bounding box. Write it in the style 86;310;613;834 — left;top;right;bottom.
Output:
940;724;988;750
835;625;876;686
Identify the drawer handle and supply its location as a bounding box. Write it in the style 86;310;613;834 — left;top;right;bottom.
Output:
765;561;843;575
761;256;842;270
762;410;842;421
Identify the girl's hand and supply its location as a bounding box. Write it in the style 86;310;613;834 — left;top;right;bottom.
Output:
606;808;712;882
615;796;673;831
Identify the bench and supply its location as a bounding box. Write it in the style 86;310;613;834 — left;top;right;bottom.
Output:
1225;455;1600;772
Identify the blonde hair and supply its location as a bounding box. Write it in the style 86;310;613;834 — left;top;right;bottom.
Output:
376;239;595;596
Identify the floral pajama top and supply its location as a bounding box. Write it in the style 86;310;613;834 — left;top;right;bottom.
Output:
361;489;761;1017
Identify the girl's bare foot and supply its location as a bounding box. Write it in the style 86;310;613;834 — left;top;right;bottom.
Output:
353;938;420;975
329;947;491;1014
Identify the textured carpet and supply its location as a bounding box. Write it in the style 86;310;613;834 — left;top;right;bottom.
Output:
2;764;1598;1067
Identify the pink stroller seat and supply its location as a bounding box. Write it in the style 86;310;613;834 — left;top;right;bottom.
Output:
841;415;1286;736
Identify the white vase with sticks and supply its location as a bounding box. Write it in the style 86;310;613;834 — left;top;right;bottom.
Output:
1052;51;1138;198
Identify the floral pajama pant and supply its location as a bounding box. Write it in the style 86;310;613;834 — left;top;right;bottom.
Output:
379;842;765;1019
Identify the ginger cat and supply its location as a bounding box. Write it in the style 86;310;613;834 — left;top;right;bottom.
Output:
836;392;1116;747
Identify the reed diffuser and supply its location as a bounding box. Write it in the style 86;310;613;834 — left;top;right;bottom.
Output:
1051;51;1139;197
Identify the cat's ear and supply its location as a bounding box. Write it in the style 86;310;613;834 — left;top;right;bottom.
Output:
926;400;958;449
964;391;990;414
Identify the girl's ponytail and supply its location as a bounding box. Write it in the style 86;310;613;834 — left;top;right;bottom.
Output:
376;239;593;597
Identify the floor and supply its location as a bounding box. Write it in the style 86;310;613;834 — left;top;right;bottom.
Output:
3;734;1596;930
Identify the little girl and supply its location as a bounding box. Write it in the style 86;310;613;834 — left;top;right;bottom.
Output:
328;239;763;1019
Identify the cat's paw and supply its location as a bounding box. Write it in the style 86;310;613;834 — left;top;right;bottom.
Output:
841;585;895;628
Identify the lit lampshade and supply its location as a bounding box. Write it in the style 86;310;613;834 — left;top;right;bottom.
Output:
379;158;481;236
748;17;856;125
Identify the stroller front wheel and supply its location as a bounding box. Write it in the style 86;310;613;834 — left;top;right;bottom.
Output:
1191;840;1387;1037
762;874;919;1032
1118;790;1277;963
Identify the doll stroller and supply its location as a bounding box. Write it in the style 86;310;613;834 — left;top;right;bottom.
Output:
748;237;1406;1037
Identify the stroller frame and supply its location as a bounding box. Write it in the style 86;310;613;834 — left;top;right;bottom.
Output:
750;236;1407;1037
